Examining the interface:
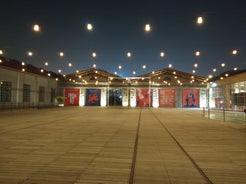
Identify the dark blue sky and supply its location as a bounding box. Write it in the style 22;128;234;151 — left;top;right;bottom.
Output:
0;0;245;77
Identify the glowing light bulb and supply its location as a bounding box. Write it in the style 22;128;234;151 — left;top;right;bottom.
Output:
33;24;40;32
59;52;64;57
232;50;238;55
145;24;151;32
92;52;97;58
197;16;203;24
28;51;33;56
160;52;165;57
127;52;131;57
87;23;93;31
195;51;200;56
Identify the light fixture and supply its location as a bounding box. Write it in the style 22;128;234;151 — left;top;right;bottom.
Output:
160;52;165;57
197;16;203;24
145;24;151;32
59;52;64;57
87;23;93;31
33;24;40;32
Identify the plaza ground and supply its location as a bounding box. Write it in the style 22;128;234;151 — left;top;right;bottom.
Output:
0;107;245;184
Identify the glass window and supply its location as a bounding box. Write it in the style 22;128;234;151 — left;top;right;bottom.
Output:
23;84;31;102
0;81;12;102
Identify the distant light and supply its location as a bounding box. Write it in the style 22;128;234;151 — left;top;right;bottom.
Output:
192;70;196;73
33;24;40;32
48;73;51;77
118;65;122;69
142;65;146;69
87;23;93;31
114;71;117;75
173;71;176;74
40;69;44;73
225;73;229;77
0;50;3;55
22;68;25;72
93;64;96;68
233;67;238;71
195;51;200;56
0;59;2;63
220;77;224;80
76;70;79;73
28;51;33;56
58;69;62;73
55;78;58;81
145;24;151;32
21;62;25;66
68;63;72;67
133;71;136;75
152;71;155;74
232;49;238;55
213;68;217;72
160;52;165;57
194;63;198;67
168;64;172;68
197;16;203;24
208;75;213;79
45;62;48;66
92;52;97;58
127;52;131;57
221;63;226;67
59;52;64;57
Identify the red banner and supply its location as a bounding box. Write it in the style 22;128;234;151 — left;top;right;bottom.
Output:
64;88;79;106
159;89;175;107
182;89;199;107
137;88;152;107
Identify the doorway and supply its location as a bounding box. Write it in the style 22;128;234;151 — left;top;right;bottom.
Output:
109;89;122;106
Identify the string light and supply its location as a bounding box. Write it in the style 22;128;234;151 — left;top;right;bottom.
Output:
28;51;33;56
160;52;165;57
87;23;93;31
59;52;64;57
145;24;151;32
197;16;204;24
33;24;40;32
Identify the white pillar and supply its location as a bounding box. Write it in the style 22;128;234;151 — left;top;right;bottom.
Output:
152;88;159;108
122;88;129;106
79;88;85;106
101;88;107;107
130;88;136;107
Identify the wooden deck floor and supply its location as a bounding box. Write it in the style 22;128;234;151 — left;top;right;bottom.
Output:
0;107;245;184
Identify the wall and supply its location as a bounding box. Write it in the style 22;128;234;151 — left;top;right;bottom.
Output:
0;67;58;109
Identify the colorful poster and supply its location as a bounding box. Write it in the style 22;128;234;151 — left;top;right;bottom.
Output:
64;88;79;106
137;88;152;107
159;89;175;107
86;89;101;106
182;89;199;107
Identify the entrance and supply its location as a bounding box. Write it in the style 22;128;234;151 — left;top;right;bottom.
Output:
109;89;122;106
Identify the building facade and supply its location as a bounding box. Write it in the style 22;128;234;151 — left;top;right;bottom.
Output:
208;70;246;111
60;68;207;108
1;56;212;109
0;57;60;109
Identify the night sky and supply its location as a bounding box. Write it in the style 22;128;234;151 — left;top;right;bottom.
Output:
0;0;245;77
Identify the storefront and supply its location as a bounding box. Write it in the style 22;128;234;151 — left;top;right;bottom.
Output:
208;70;246;110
